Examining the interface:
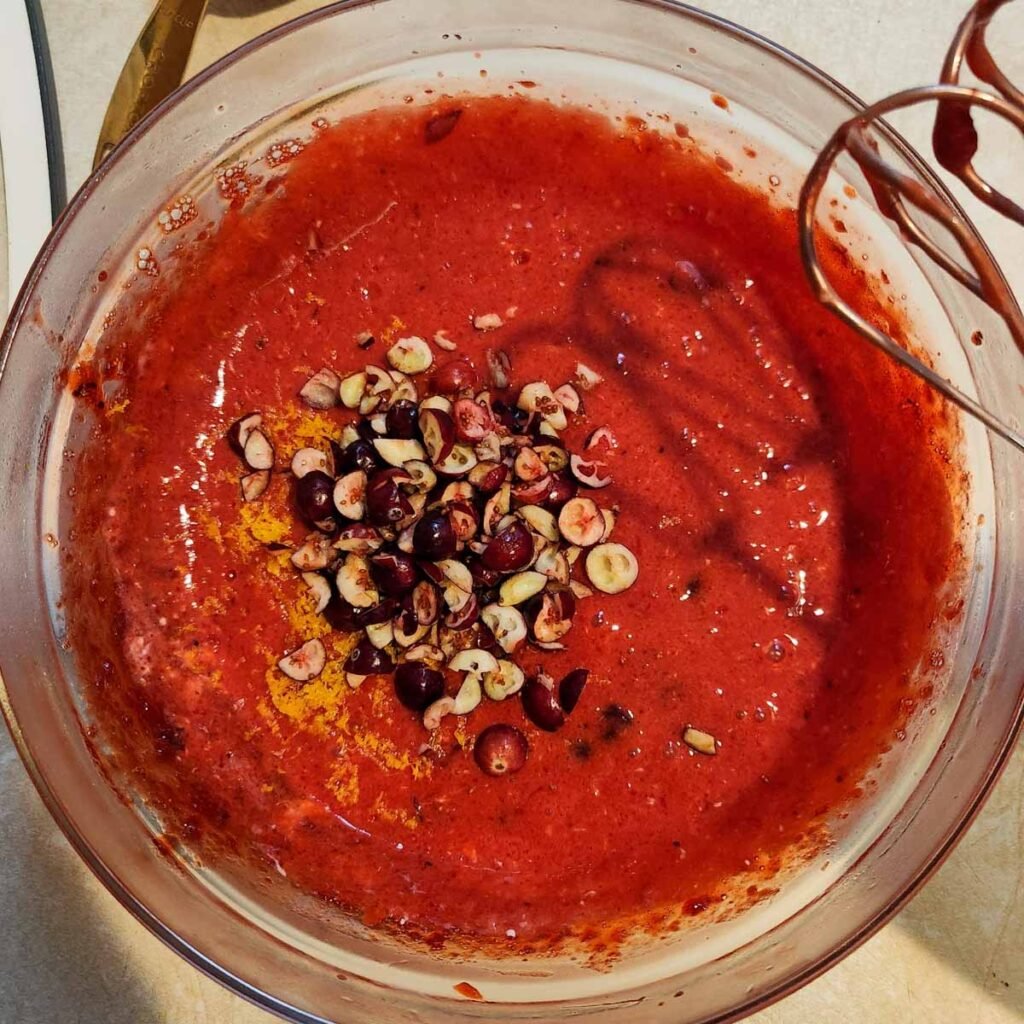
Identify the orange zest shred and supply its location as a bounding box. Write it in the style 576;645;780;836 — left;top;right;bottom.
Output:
225;498;293;554
353;730;432;780
263;653;353;737
380;315;406;344
264;403;339;448
329;760;361;806
209;402;432;821
372;793;420;830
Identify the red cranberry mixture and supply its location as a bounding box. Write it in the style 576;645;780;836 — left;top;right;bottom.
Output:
65;94;960;946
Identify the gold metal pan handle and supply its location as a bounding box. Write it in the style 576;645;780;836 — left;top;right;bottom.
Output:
92;0;210;171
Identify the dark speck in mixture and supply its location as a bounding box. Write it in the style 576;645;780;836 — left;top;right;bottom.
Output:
570;739;592;761
601;704;634;740
425;108;463;145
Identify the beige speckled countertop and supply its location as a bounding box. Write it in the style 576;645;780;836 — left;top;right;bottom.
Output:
2;1;1022;1021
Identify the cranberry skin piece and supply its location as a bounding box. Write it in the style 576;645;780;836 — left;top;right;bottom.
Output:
375;465;415;488
295;470;335;525
452;398;494;441
356;418;380;441
391;594;418;636
394;662;445;711
474;462;509;494
413;511;457;560
341;438;378;474
521;592;544;626
477;621;503;657
366;472;413;526
522;677;566;731
357;598;399;626
550;589;576;622
418;560;446;586
386;399;419;439
474;724;529;776
511;475;553;505
544;473;576;510
559;669;590;713
324;596;397;631
345;638;395;675
418;408;456;463
492;399;532;434
371;552;419;596
226;412;260;457
482;519;534;572
445;592;480;630
323;596;362;632
467;557;501;589
397;605;419;635
432;358;477;395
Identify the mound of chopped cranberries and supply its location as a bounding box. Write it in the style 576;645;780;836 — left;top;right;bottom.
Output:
228;340;640;776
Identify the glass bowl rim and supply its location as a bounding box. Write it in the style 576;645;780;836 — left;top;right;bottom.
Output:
1;2;1020;1021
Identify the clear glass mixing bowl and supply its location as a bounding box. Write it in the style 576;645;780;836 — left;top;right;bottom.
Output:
1;2;1022;1021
